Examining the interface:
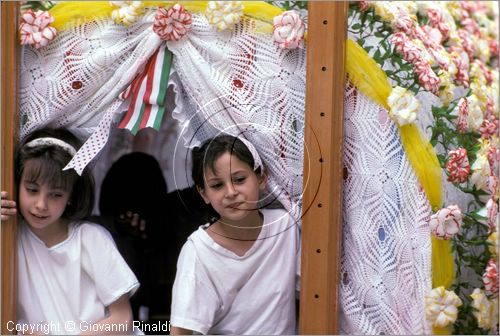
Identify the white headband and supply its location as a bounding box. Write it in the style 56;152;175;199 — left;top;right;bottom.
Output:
25;137;77;156
238;137;263;171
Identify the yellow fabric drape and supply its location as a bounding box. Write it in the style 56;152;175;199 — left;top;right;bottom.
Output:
346;38;452;334
50;1;281;33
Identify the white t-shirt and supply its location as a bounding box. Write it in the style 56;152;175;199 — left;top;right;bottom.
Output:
171;208;300;335
17;221;139;335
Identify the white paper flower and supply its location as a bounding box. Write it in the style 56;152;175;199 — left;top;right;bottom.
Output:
425;286;462;328
206;1;243;31
110;1;144;26
428;205;463;239
386;86;420;126
488;232;498;257
470;154;491;192
470;288;498;331
273;10;305;50
467;94;484;132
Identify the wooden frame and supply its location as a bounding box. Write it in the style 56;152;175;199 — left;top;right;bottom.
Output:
299;2;347;334
0;2;347;334
1;2;19;333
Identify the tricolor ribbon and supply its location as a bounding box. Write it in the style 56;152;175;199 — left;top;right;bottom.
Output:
118;44;173;134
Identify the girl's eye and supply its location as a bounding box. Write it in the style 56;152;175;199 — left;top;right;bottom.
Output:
233;177;246;184
209;183;223;190
26;188;37;193
51;193;64;198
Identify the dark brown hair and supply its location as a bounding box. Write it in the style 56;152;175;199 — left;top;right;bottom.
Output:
15;127;95;221
191;134;262;190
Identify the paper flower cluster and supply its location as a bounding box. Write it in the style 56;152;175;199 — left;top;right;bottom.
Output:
153;4;192;41
19;9;57;49
110;1;144;26
470;289;499;331
386;86;420;126
445;148;470;184
428;205;463;239
425;286;462;328
273;10;305;50
483;259;499;295
206;1;243;31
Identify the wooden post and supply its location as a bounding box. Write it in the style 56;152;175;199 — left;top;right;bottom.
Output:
299;1;347;334
1;2;19;333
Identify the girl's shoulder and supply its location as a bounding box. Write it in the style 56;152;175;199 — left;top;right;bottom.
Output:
72;220;114;241
262;207;294;222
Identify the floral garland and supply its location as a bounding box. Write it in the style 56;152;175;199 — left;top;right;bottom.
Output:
18;1;306;51
349;1;498;334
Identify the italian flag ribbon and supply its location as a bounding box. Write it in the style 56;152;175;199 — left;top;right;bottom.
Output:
118;44;172;134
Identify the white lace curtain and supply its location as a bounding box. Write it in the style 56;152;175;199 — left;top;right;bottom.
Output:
19;9;306;219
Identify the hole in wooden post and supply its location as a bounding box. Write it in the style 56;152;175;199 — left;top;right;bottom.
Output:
316;249;321;253
319;158;323;163
317;203;322;208
321;66;326;71
320;112;325;117
314;294;319;299
323;20;328;25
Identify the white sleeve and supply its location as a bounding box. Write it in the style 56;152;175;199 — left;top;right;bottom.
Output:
80;223;140;306
170;240;220;334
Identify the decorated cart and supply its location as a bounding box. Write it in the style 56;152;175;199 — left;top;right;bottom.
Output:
1;1;498;334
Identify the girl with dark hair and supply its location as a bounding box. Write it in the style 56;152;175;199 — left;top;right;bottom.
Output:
1;127;138;335
170;134;300;335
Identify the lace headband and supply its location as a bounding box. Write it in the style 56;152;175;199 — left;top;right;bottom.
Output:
24;137;77;156
238;137;263;172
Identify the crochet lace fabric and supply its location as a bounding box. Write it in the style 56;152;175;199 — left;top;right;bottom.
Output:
340;82;432;335
19;12;160;139
19;10;306;219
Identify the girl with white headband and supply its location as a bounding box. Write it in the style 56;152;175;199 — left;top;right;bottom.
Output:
170;134;300;335
1;127;139;335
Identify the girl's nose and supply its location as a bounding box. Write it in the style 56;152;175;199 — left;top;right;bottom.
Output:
35;196;48;211
225;183;238;198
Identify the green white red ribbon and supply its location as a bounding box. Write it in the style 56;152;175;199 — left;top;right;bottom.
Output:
118;44;173;134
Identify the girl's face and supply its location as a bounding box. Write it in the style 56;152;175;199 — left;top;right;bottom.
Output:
19;160;71;234
199;152;266;225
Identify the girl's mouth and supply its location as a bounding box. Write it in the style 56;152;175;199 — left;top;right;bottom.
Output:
227;202;244;209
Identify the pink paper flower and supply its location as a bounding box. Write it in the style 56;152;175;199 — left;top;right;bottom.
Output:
429;205;463;239
458;29;475;59
486;174;499;203
414;59;440;94
488;144;499;176
153;4;192;41
446;148;470;184
489;39;499;59
460;18;480;37
358;1;370;12
392;13;414;35
426;7;450;40
273;10;305;50
479;118;499;140
451;51;470;87
483;259;499;296
422;25;443;45
390;33;424;65
19;9;57;49
455;97;469;133
486;198;499;233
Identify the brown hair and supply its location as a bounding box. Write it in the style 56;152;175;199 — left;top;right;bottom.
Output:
191;134;263;190
15;127;95;221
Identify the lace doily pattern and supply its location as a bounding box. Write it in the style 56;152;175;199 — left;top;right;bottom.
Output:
168;15;306;219
340;82;432;335
20;10;306;215
20;12;162;172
